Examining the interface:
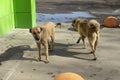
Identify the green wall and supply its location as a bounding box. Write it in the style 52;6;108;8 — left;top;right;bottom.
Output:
0;0;14;35
0;0;36;36
13;0;36;28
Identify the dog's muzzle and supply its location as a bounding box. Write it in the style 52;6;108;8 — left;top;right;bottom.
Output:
34;36;39;40
35;37;40;43
34;35;40;42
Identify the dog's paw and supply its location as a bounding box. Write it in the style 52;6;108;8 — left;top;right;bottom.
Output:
48;47;51;49
38;57;42;61
93;57;97;60
49;49;54;52
89;51;93;54
76;41;79;44
45;60;49;64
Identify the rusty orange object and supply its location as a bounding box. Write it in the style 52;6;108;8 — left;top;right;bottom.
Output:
103;16;119;28
54;72;84;80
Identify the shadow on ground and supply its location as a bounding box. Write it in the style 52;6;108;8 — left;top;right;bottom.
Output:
51;42;95;61
0;45;36;62
0;41;95;63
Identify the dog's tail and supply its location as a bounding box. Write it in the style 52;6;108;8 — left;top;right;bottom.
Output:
88;20;100;34
56;22;62;29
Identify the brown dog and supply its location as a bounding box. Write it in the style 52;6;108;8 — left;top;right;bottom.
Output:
29;22;55;63
76;19;100;60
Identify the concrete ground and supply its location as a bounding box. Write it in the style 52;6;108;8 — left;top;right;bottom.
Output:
0;23;120;80
0;0;120;80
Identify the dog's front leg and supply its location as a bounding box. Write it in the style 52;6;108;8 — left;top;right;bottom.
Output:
44;41;49;63
36;42;41;61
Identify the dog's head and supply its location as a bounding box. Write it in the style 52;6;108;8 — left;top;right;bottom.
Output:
72;18;82;31
79;19;88;26
76;19;88;29
72;19;76;27
29;27;43;41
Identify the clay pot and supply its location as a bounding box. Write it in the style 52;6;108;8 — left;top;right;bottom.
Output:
103;16;119;28
54;72;84;80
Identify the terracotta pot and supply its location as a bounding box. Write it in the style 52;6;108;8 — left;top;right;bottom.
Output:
54;72;84;80
103;16;119;28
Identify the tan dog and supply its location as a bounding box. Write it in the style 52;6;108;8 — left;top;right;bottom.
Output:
76;19;100;60
29;22;55;63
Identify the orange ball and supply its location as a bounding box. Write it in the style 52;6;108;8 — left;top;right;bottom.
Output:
54;72;84;80
103;16;119;28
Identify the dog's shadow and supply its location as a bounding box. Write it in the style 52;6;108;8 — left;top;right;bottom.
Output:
50;42;95;61
68;27;76;31
0;45;37;62
0;43;94;63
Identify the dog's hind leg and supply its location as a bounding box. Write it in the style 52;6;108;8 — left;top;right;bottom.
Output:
94;38;98;51
88;37;97;60
50;28;55;51
94;34;100;50
48;40;51;50
76;37;81;43
50;36;54;51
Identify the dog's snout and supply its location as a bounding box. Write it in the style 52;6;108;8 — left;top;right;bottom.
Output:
34;35;40;41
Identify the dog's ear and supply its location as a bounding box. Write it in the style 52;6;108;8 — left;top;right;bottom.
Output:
84;19;88;23
29;28;32;33
40;27;43;31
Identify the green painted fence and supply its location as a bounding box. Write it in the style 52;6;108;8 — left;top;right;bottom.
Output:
0;0;36;36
